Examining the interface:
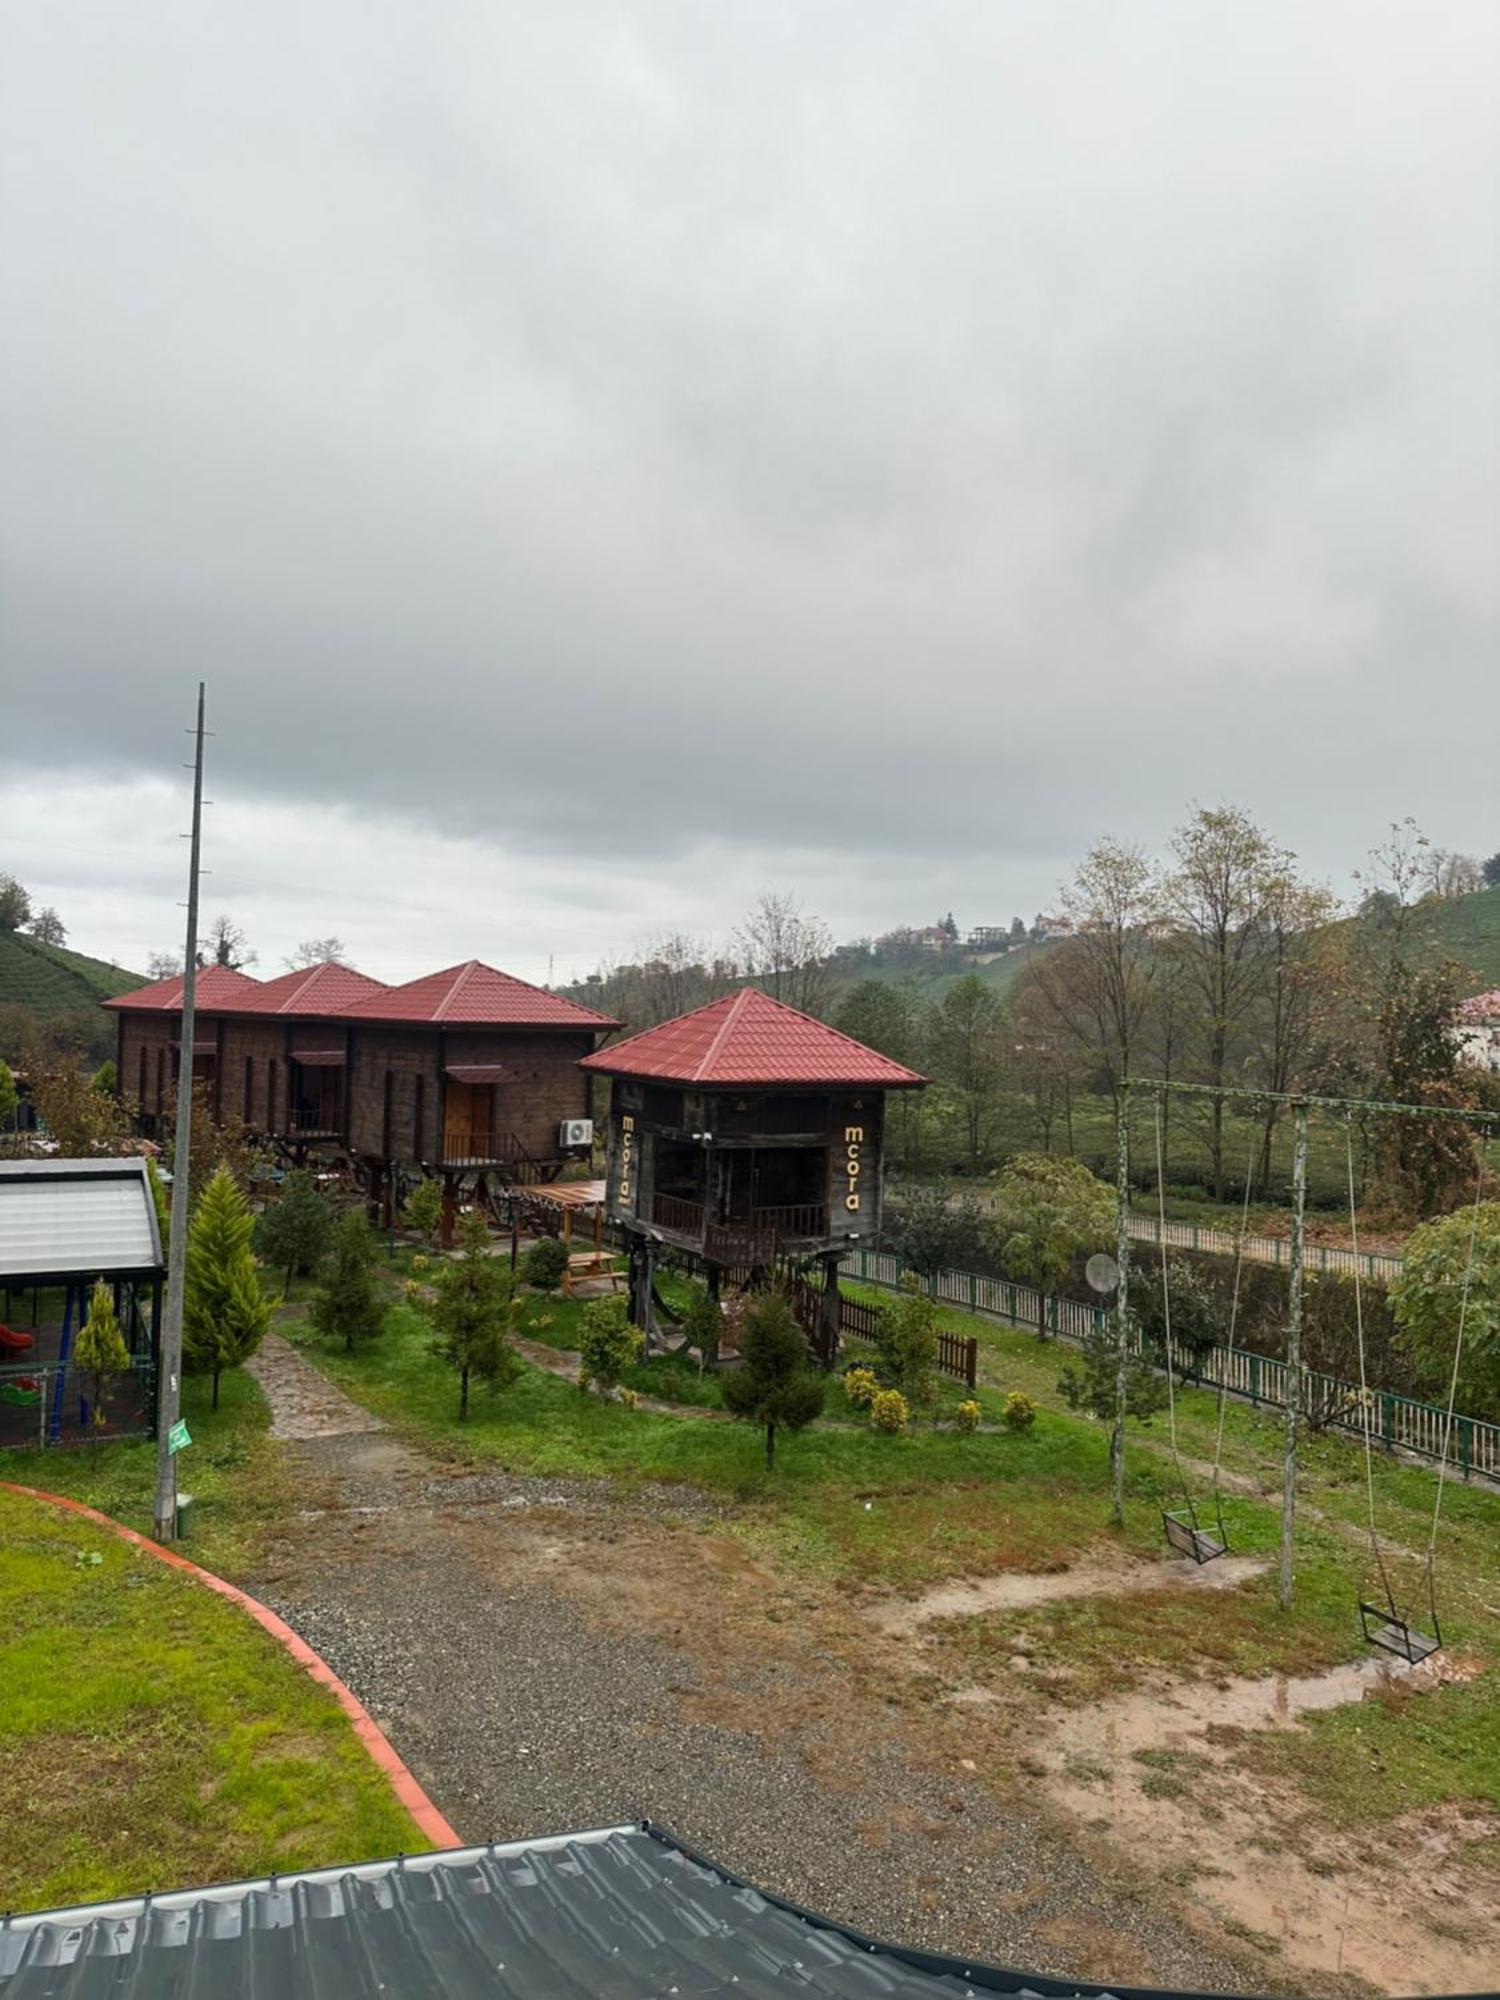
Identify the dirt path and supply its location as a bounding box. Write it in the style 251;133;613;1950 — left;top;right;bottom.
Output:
241;1337;1260;1995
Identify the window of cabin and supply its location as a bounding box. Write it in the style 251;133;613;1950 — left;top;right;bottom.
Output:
382;1069;394;1155
413;1073;425;1158
137;1045;147;1112
156;1048;166;1109
268;1058;278;1129
243;1056;254;1123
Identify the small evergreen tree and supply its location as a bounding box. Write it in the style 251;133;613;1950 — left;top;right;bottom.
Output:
75;1278;130;1429
1058;1315;1166;1427
430;1211;523;1418
577;1295;643;1398
720;1291;826;1469
183;1166;270;1406
255;1170;335;1299
522;1235;570;1291
680;1282;723;1375
92;1059;118;1098
403;1177;444;1246
310;1210;385;1354
0;1058;17;1131
872;1275;939;1407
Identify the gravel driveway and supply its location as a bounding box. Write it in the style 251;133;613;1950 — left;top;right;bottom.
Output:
245;1336;1256;1994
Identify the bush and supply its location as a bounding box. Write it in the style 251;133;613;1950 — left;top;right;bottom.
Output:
843;1365;878;1410
720;1291;826;1468
522;1235;570;1291
870;1387;910;1434
873;1277;939;1405
402;1177;444;1245
577;1296;643;1398
1002;1390;1037;1432
680;1282;723;1374
956;1398;982;1433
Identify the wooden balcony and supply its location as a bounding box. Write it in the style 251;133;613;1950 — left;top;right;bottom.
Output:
289;1106;342;1138
649;1194;829;1260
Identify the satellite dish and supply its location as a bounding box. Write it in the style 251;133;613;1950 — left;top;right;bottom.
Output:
1085;1253;1121;1295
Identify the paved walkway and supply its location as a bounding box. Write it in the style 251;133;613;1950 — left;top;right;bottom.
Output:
242;1334;1248;1995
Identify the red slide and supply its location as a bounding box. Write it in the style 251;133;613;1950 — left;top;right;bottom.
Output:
0;1324;35;1357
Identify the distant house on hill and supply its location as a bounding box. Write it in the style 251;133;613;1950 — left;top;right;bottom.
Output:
102;959;616;1227
1033;914;1074;942
1454;990;1500;1073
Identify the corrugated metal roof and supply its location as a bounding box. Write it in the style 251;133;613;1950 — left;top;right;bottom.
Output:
0;1823;1254;1999
581;988;928;1088
0;1161;163;1281
101;965;264;1012
342;960;619;1030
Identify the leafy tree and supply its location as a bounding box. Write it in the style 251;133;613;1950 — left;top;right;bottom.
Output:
680;1282;723;1375
76;1279;130;1428
989;1153;1112;1335
402;1177;444;1246
927;974;1004;1167
311;1209;385;1353
92;1060;118;1097
577;1295;643;1398
1134;1254;1221;1377
30;1064;128;1155
0;874;32;933
1484;854;1500;890
27;906;66;946
1058;1321;1167;1427
872;1275;938;1406
880;1182;988;1277
720;1291;826;1468
184;1166;270;1405
0;1058;17;1131
255;1170;335;1299
1391;1200;1500;1421
430;1210;522;1418
835;979;925;1069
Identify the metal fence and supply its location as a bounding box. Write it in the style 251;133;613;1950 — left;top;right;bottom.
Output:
838;1249;1500;1481
0;1357;156;1451
1124;1213;1403;1283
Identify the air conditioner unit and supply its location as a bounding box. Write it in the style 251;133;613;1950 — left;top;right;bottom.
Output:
559;1118;594;1150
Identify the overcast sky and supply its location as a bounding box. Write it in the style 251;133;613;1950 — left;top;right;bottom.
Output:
2;1;1497;985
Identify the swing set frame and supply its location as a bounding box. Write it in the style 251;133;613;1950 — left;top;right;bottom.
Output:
1118;1079;1496;1643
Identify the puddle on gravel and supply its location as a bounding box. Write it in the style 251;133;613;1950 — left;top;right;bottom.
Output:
871;1554;1269;1634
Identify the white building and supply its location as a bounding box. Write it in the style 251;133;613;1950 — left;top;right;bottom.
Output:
1454;989;1500;1073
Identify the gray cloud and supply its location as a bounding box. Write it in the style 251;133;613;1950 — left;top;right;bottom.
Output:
2;0;1497;962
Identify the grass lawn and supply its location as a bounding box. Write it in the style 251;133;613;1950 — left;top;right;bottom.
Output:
0;1486;431;1914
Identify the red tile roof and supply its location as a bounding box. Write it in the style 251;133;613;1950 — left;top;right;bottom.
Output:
103;965;264;1012
580;987;926;1088
341;961;618;1030
238;962;389;1015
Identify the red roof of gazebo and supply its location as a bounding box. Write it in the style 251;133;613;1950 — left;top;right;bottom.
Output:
580;987;926;1089
340;960;618;1030
102;965;264;1012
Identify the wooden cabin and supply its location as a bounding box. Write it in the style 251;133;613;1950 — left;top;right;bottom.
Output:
579;987;926;1337
104;959;617;1223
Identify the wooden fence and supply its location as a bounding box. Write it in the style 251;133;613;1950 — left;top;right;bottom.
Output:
837;1249;1499;1481
790;1278;979;1388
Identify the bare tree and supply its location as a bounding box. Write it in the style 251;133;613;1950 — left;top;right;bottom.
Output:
1165;806;1288;1200
1246;873;1340;1192
286;936;347;969
1022;839;1162;1103
732;890;834;1015
1420;849;1483;900
639;932;713;1025
146;950;183;981
204;914;256;970
26;906;67;946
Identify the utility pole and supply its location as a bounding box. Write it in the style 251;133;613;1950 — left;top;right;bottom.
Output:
153;683;207;1543
1279;1099;1309;1610
1110;1088;1132;1525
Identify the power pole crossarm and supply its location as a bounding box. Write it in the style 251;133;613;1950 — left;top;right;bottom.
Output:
153;683;206;1543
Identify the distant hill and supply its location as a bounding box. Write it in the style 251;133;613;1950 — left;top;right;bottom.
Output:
0;932;143;1064
1426;883;1500;989
826;939;1052;1010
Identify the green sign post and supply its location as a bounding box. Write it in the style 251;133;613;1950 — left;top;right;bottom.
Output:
167;1418;191;1456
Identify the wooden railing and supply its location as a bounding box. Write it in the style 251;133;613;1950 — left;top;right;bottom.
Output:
289;1105;341;1136
751;1202;827;1241
651;1192;706;1236
442;1131;521;1167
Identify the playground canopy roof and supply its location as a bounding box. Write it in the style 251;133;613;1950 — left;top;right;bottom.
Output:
0;1821;1296;2000
0;1160;164;1286
581;986;928;1089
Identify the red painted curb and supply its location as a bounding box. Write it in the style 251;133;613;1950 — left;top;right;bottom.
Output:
1;1480;461;1851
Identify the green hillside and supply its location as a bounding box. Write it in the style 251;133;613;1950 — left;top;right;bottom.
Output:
0;932;143;1064
1428;883;1500;988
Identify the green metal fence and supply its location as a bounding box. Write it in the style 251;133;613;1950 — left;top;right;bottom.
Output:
838;1249;1499;1481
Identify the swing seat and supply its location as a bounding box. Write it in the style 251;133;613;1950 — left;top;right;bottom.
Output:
1359;1601;1441;1665
1163;1510;1226;1564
